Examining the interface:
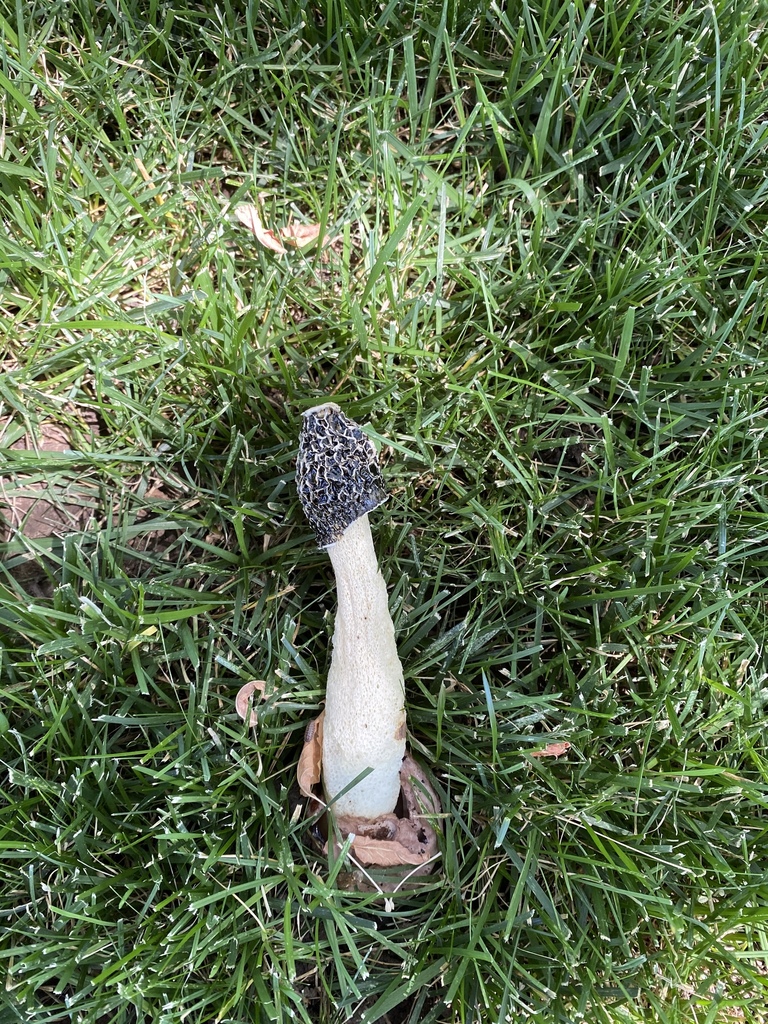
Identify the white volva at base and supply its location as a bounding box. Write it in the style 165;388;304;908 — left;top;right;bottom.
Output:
322;514;407;819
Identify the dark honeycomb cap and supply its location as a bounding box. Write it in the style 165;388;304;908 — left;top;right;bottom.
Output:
296;403;388;548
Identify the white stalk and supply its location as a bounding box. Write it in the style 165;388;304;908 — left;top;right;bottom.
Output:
322;514;406;818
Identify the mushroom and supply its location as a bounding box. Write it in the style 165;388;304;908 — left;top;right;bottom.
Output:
295;403;440;873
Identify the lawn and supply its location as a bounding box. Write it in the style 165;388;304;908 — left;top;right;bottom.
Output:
2;1;768;1021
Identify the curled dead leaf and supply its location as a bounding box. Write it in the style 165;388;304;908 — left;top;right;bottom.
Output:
234;204;286;254
530;741;571;758
235;204;339;253
235;680;268;727
297;713;324;797
348;833;429;867
281;222;322;248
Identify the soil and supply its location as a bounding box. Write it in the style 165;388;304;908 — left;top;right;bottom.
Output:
1;419;101;541
1;415;174;594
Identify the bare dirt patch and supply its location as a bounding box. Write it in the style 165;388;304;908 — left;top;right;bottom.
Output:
1;414;175;594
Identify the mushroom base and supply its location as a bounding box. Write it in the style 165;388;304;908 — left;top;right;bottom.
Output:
297;714;441;883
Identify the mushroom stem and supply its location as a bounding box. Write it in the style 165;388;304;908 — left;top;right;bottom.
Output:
323;514;406;818
296;403;442;876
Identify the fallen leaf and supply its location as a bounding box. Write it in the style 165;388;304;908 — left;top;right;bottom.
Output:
530;741;571;758
235;680;268;727
281;222;323;248
349;833;432;867
234;204;286;254
297;713;324;797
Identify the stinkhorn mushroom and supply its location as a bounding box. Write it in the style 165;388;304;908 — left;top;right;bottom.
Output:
295;403;440;873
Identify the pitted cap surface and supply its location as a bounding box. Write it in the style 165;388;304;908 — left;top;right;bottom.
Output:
296;403;388;548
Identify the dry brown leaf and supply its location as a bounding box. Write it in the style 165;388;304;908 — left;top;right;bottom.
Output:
234;204;286;254
530;741;571;758
235;205;339;253
297;713;324;797
235;680;268;728
281;222;323;248
350;834;431;867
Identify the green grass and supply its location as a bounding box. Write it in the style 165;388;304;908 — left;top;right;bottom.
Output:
2;0;768;1021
